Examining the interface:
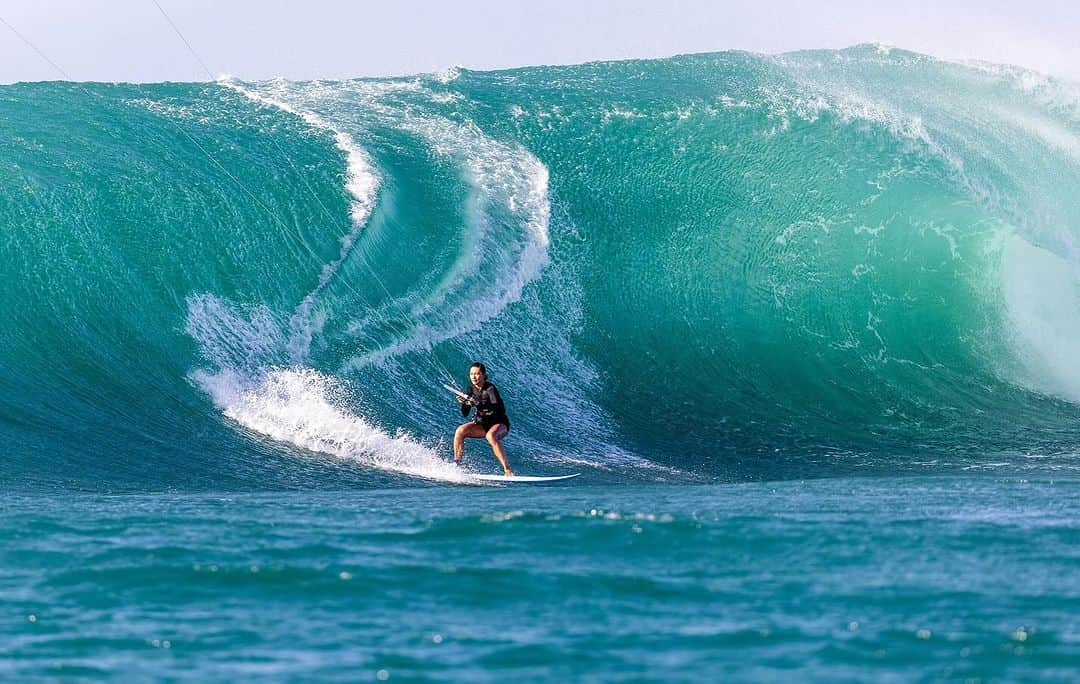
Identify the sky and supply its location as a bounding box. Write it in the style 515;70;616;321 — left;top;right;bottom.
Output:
2;0;1079;84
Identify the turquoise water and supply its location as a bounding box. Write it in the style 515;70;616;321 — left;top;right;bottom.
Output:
4;479;1077;680
2;45;1080;678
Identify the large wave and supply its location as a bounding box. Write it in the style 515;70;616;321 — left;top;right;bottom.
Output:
3;46;1080;491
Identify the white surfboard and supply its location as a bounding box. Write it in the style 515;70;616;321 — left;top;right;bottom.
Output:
471;473;580;483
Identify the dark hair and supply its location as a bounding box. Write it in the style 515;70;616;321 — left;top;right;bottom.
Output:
469;362;487;377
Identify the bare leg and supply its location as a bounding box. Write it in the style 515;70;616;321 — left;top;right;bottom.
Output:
454;422;486;463
485;424;512;476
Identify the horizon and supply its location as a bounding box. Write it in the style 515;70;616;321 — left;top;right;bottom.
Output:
0;42;1070;87
2;1;1080;85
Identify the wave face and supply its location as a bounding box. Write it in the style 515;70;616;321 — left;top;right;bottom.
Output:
4;46;1080;490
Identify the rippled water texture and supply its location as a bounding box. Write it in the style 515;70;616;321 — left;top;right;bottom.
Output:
3;46;1080;679
4;47;1080;488
3;478;1077;680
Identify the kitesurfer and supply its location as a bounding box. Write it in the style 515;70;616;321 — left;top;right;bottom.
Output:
453;362;513;475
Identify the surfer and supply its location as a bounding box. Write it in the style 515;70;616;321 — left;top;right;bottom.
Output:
453;362;513;476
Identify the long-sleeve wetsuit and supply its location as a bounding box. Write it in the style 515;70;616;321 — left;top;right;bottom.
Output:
460;382;510;430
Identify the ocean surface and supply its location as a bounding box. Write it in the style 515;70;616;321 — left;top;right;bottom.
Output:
2;45;1079;679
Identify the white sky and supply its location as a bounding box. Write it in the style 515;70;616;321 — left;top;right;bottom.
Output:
2;1;1079;84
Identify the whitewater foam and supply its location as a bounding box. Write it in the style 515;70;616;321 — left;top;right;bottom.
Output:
192;366;466;483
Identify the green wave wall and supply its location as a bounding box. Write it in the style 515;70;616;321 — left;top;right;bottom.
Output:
3;46;1080;490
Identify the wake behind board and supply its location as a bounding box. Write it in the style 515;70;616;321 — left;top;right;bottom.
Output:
472;473;580;483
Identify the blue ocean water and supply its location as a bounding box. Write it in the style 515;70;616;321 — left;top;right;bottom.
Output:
4;479;1078;680
2;45;1080;678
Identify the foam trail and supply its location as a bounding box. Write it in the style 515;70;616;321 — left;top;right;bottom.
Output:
219;79;380;361
228;80;553;371
345;115;552;369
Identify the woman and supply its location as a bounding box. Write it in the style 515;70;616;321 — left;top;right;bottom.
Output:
453;362;513;476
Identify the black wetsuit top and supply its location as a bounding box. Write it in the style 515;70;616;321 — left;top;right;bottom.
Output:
460;381;510;430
